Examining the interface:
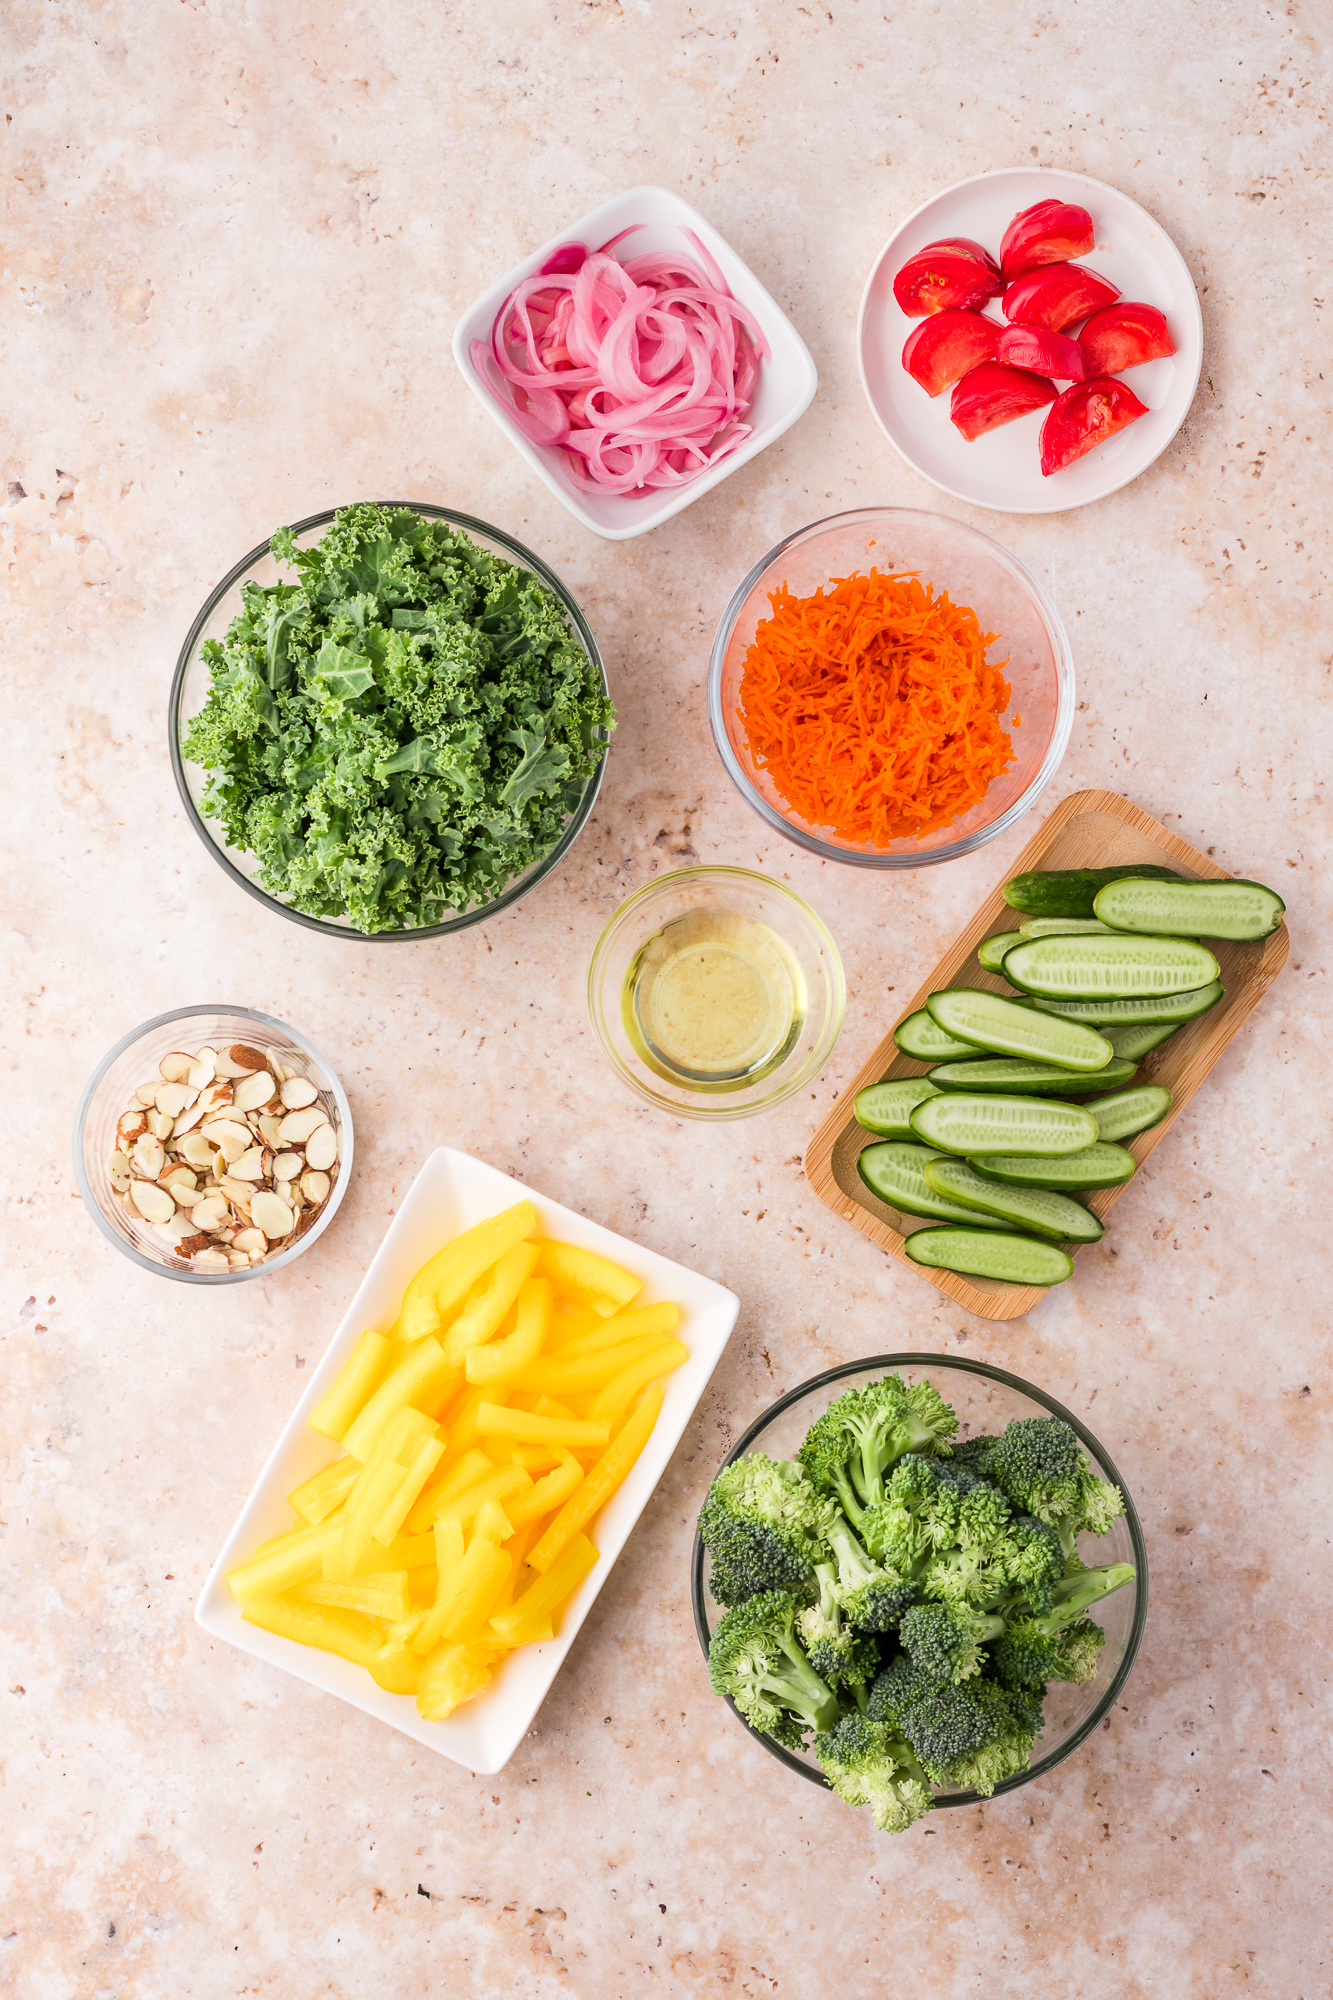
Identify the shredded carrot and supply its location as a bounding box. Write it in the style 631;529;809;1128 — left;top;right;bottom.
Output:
737;569;1015;843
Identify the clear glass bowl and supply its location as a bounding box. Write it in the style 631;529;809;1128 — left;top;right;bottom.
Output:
691;1352;1147;1811
707;507;1074;868
74;1006;353;1285
586;866;845;1121
169;504;610;940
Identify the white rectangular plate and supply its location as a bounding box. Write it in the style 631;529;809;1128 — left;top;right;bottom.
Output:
196;1146;739;1773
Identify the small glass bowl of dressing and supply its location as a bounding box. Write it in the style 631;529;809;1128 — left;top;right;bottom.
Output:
586;867;845;1120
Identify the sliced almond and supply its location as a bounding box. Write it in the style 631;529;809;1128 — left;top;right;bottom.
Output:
172;1183;205;1209
198;1079;233;1114
271;1151;303;1181
135;1082;160;1108
288;1181;306;1208
192;1248;231;1273
218;1174;254;1206
232;1071;277;1113
257;1113;283;1149
232;1227;268;1255
303;1123;337;1172
229;1043;268;1072
300;1169;330;1206
217;1224;237;1243
278;1075;318;1111
230;1146;267;1182
132;1133;165;1180
130;1179;175;1224
213;1049;254;1079
153;1080;196;1118
171;1103;206;1138
155;1212;193;1245
180;1131;214;1169
107;1151;132;1193
248;1249;268;1265
147;1108;175;1141
190;1195;228;1232
159;1164;197;1190
174;1231;214;1258
188;1047;218;1090
227;1250;252;1271
159;1051;195;1083
250;1189;294;1239
117;1110;147;1146
277;1107;328;1145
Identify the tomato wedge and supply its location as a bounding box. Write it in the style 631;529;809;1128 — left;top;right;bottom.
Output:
894;238;1003;317
951;362;1057;442
902;310;1000;396
1002;263;1121;333
1039;377;1149;474
1078;302;1175;375
999;200;1095;282
994;323;1086;381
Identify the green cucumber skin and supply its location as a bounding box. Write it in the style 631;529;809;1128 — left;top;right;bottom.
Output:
894;1009;977;1062
1018;918;1114;939
923;1159;1105;1243
928;1057;1138;1097
970;1143;1137;1189
854;1078;941;1139
904;1226;1075;1287
1093;876;1285;943
1003;933;1221;1000
857;1142;1007;1227
910;1092;1100;1159
977;931;1024;973
1003;863;1184;920
1105;1020;1181;1060
1029;980;1224;1027
1090;1084;1173;1144
926;987;1114;1073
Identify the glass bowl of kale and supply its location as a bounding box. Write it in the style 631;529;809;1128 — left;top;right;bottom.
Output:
691;1354;1146;1830
170;502;613;938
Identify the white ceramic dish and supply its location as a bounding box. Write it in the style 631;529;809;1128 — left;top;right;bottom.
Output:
196;1146;739;1774
452;184;818;542
858;168;1203;514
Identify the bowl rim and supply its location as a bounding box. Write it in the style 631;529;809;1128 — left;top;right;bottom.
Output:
72;1003;355;1285
690;1349;1149;1810
168;502;610;941
706;505;1074;869
585;863;847;1121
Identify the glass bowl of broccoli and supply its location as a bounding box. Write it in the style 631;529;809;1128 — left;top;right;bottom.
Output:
691;1353;1146;1828
169;502;613;939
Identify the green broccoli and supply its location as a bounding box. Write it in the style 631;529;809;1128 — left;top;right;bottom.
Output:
698;1454;831;1607
893;1677;1041;1796
970;1418;1126;1554
707;1591;842;1749
797;1564;866;1686
898;1601;1006;1685
992;1616;1106;1691
815;1711;933;1833
824;1511;917;1632
797;1376;957;1522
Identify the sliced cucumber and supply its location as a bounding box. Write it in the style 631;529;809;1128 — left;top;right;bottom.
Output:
922;1158;1105;1243
928;1056;1139;1097
925;988;1113;1073
977;931;1024;973
1029;980;1224;1027
894;1009;978;1062
854;1077;941;1139
1003;863;1184;920
1105;1019;1182;1061
910;1092;1100;1158
1003;933;1220;1000
970;1143;1137;1190
1090;1084;1173;1143
1018;917;1114;939
857;1141;1008;1226
1093;876;1285;942
904;1226;1075;1287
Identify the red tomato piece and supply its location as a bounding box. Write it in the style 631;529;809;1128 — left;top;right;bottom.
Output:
999;200;1095;282
1002;263;1121;333
894;239;1003;318
1039;377;1149;475
993;323;1086;381
1078;302;1175;375
902;310;1000;396
951;362;1058;442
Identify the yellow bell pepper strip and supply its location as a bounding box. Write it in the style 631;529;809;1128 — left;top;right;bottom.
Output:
412;1536;511;1654
409;1520;466;1656
296;1571;410;1620
586;1340;688;1426
465;1276;553;1385
553;1301;682;1360
472;1497;514;1542
227;1520;343;1602
367;1644;422;1695
322;1529;433;1582
404;1446;493;1535
405;1563;439;1606
488;1534;599;1643
341;1337;455;1463
535;1241;642;1316
395;1201;539;1342
287;1456;361;1525
416;1639;499;1720
360;1403;439;1474
440;1242;540;1369
527;1384;664;1574
510;1330;669;1397
544;1307;605;1350
504;1450;584;1527
485;1519;543;1616
475;1405;609;1449
428;1465;532;1537
251;1520;310;1558
242;1596;388;1668
309;1329;398;1442
437;1383;511;1461
371;1431;445;1547
334;1457;407;1580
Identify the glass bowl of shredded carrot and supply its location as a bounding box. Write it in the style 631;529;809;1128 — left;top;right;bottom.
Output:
708;508;1073;866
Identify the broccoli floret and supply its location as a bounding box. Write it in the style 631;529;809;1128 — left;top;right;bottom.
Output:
897;1678;1040;1796
699;1454;831;1607
866;1652;937;1729
1041;1561;1136;1629
993;1616;1106;1691
824;1512;916;1632
899;1601;1006;1685
798;1376;959;1524
816;1710;933;1833
707;1591;842;1749
948;1432;1003;1473
976;1418;1126;1554
797;1564;871;1687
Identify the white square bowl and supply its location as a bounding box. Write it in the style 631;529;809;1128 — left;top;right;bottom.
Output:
196;1146;739;1774
451;184;818;542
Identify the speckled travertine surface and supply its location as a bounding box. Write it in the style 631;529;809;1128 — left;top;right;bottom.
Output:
2;3;1330;1995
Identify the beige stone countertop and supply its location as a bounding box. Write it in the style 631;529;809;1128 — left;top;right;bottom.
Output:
2;2;1329;1995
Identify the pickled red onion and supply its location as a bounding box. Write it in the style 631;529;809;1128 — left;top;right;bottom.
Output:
471;226;767;496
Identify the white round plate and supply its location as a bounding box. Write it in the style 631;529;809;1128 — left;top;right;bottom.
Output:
858;168;1203;514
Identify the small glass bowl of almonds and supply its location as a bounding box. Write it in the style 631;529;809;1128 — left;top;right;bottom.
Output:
74;1006;353;1283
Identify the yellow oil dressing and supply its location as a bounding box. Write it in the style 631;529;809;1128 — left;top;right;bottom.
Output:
621;909;807;1092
